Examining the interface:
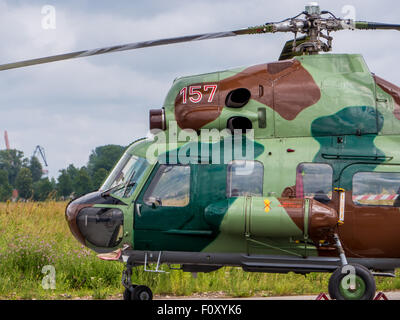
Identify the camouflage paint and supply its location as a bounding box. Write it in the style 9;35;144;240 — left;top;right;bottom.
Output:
67;53;400;260
132;136;265;252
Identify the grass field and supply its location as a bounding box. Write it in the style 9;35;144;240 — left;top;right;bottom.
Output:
1;201;400;300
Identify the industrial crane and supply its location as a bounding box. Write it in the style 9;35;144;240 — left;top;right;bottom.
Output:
33;145;49;175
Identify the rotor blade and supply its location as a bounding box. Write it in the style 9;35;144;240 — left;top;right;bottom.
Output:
355;21;400;31
279;36;309;61
0;25;273;72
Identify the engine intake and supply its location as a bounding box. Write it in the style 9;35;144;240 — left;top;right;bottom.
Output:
225;88;251;108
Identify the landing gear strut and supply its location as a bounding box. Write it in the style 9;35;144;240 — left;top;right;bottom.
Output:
122;260;153;301
328;234;376;300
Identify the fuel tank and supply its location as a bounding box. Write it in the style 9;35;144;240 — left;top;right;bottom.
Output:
205;197;338;240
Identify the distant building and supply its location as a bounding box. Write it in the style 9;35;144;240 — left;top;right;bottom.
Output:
11;189;18;202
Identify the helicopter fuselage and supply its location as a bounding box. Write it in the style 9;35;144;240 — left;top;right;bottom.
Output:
66;53;400;274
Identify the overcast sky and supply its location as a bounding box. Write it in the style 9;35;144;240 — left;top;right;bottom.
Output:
0;0;399;179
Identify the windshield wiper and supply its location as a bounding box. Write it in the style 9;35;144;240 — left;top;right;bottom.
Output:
101;170;137;197
101;182;125;197
101;181;136;197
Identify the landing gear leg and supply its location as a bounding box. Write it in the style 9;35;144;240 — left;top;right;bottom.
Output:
122;261;153;301
328;234;376;300
333;233;348;266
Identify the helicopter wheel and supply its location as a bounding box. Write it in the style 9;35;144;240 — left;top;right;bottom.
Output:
123;285;136;301
123;285;153;301
328;264;376;300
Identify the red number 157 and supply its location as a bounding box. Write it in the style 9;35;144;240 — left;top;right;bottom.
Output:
179;84;218;104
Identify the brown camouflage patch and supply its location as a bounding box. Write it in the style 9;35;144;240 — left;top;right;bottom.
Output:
375;75;400;120
174;59;321;130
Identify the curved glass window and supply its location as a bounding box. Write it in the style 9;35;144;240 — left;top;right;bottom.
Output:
100;153;150;198
76;207;124;248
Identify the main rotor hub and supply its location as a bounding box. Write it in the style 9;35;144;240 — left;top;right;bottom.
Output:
268;2;355;55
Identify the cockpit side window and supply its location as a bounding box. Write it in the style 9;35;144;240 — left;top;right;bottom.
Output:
143;165;190;207
227;160;263;197
296;163;333;203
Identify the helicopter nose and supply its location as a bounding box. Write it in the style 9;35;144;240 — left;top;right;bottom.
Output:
65;191;126;250
65;199;91;246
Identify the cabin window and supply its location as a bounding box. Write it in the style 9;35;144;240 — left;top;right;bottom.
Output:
144;165;190;207
353;172;400;207
227;160;263;197
296;163;333;203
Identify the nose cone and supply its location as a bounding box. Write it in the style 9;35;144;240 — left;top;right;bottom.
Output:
65;198;92;246
65;191;126;249
65;191;104;245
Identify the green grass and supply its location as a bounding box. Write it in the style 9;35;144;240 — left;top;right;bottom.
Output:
0;201;400;300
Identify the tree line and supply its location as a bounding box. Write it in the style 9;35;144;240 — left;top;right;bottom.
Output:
0;144;125;201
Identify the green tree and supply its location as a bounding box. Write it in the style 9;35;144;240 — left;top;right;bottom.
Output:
15;167;33;199
74;167;93;197
33;178;54;201
50;177;57;191
87;145;125;176
0;149;25;187
0;169;12;201
56;144;126;198
29;156;43;182
57;169;73;198
66;164;80;191
92;168;108;190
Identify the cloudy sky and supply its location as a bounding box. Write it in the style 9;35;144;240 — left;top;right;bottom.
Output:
0;0;399;178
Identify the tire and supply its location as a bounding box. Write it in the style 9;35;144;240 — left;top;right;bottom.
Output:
132;285;153;301
123;285;137;301
328;264;376;300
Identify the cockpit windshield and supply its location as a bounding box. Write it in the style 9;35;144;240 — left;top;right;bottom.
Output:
100;153;150;198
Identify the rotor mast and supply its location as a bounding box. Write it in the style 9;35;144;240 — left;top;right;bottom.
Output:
305;3;327;55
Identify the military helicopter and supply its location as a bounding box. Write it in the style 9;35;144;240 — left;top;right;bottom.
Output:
4;3;400;300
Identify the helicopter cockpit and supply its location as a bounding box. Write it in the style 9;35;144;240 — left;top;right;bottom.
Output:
65;141;153;252
100;152;150;198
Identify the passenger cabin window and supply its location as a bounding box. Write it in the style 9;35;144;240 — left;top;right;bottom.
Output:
296;163;333;203
353;172;400;207
144;165;190;207
227;160;263;197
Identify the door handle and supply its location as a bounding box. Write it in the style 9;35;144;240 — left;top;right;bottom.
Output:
136;203;142;217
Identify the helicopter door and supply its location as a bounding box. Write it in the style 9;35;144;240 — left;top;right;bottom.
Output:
339;164;400;257
133;164;193;250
